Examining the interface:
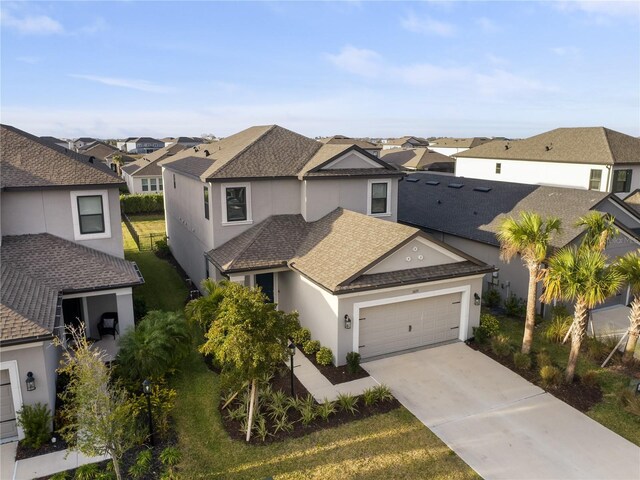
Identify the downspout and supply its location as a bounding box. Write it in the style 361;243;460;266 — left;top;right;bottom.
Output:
605;165;612;192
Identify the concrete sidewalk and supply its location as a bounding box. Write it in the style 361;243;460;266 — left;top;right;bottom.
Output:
290;347;379;401
364;343;640;480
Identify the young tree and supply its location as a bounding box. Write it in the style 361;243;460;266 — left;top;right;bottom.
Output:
542;247;623;382
115;310;192;383
199;282;299;441
497;211;561;354
615;251;640;362
184;279;229;330
56;327;140;480
576;212;618;253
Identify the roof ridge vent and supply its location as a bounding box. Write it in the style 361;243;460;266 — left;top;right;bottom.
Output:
504;144;509;150
448;182;464;189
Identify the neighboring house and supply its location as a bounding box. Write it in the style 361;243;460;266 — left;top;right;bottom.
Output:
320;135;383;157
40;136;68;149
80;141;119;162
163;136;205;148
379;148;454;173
105;151;136;174
122;137;164;154
398;172;640;316
121;144;186;194
623;189;640;215
429;137;492;157
116;137;136;151
381;136;430;150
162;125;493;366
0;124;144;443
70;137;97;152
455;127;640;196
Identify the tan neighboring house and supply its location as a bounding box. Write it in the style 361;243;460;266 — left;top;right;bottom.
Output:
455;127;640;197
0;125;144;443
320;135;383;157
121;143;186;194
429;137;492;157
381;136;430;150
380;148;454;173
162;125;493;366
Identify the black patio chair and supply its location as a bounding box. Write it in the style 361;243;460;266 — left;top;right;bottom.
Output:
98;312;119;339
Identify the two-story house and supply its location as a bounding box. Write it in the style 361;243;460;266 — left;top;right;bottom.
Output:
381;136;430;150
319;135;382;157
455;127;640;196
121;144;186;194
162;125;493;366
123;137;165;154
0;125;144;443
429;137;492;157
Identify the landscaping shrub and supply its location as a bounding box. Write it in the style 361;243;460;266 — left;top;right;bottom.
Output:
272;414;294;434
292;327;311;345
74;463;100;480
131;382;177;442
17;402;52;449
299;402;317;426
363;388;378;407
154;237;170;257
618;388;640;416
540;365;562;388
371;384;394;402
536;349;553;368
503;294;526;317
473;313;500;344
303;340;321;355
584;337;609;363
50;473;70;480
316;347;333;366
491;334;512;358
482;288;501;308
581;370;599;388
160;446;182;477
317;399;336;421
128;449;153;479
336;393;359;415
120;193;164;215
513;352;532;370
254;414;270;441
346;351;361;374
543;314;572;343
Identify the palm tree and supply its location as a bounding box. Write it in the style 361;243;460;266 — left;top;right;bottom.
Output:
497;211;561;354
184;279;229;330
542;247;623;382
615;252;640;362
576;212;618;252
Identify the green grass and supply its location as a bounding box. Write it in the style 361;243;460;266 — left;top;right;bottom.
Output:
127;214;166;236
170;354;479;480
122;223;188;312
494;314;640;445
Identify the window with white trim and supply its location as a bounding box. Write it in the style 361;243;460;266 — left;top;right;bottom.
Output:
221;183;253;224
70;190;112;240
142;178;149;192
368;179;391;216
204;185;210;220
589;169;602;191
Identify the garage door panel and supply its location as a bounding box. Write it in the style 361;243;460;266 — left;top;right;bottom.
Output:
360;292;462;359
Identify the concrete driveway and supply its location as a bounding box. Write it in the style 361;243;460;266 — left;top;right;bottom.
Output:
363;342;640;480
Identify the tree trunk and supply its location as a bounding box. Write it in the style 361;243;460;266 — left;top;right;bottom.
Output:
245;379;257;442
623;296;640;363
112;455;123;480
565;300;588;383
521;265;539;354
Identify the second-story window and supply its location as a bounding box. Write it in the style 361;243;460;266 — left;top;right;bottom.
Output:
204;185;210;220
495;163;501;174
612;169;632;193
77;195;105;234
369;180;391;216
589;169;602;191
226;186;247;221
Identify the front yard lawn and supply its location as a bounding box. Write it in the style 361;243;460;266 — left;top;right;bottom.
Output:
486;313;640;446
171;353;479;480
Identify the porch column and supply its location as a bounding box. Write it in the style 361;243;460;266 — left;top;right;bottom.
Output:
116;289;135;335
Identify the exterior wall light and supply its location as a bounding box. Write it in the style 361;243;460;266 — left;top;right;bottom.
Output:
474;293;481;306
344;314;352;329
26;372;36;391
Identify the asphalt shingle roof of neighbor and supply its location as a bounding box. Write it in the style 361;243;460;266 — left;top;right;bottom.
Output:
40;136;66;145
1;124;124;189
385;136;430;146
430;137;492;149
208;207;490;293
398;172;614;248
81;142;119;161
123;143;188;177
1;233;144;343
456;127;640;165
135;137;163;144
379;148;454;171
624;189;640;215
320;135;382;150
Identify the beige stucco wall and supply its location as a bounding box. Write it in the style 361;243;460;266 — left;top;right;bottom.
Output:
325;151;382;169
1;188;124;258
366;237;462;274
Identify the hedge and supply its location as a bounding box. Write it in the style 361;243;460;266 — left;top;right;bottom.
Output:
120;194;164;215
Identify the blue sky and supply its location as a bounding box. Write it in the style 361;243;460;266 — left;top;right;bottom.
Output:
1;1;639;139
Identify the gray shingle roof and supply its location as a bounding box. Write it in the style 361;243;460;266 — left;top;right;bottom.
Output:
81;142;119;161
40;136;66;144
430;137;492;149
398;172;612;248
380;148;454;171
624;189;640;215
320;135;381;150
1;124;124;190
122;144;187;177
456;127;640;165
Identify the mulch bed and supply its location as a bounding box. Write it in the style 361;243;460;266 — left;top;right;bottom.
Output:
16;436;68;461
468;340;603;412
296;346;370;385
220;368;401;445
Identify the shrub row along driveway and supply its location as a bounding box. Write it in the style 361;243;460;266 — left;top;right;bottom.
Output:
363;343;640;480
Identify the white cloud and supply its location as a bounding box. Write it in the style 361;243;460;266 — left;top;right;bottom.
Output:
551;46;581;56
17;56;40;64
76;18;107;35
325;45;383;77
400;13;456;37
69;74;174;94
555;1;640;17
474;69;558;96
476;16;499;33
0;10;64;35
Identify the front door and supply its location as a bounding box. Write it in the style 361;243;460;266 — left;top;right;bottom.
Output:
255;273;275;303
62;298;84;337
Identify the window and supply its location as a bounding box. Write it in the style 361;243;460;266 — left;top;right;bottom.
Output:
204;185;210;220
221;183;252;224
495;163;501;174
205;258;210;279
77;195;105;234
368;180;391;216
612;169;632;193
158;177;163;192
142;178;149;192
589;169;602;191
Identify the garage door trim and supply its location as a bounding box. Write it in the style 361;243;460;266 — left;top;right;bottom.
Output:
352;285;470;355
0;360;24;441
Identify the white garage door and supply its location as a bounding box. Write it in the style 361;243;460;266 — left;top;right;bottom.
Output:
359;292;462;359
0;370;18;441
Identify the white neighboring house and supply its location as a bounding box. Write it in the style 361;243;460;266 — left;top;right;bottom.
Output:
163;136;205;148
455;127;640;197
0;124;144;443
121;144;186;194
429;137;492;157
119;137;164;154
162;125;493;366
